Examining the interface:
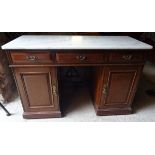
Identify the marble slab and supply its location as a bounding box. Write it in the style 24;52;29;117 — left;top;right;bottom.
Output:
1;35;153;50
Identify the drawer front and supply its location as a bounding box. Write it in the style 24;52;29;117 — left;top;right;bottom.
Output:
109;53;144;63
56;53;106;64
10;52;54;64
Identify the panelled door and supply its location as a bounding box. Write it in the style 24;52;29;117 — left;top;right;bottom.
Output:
14;67;60;112
99;65;142;109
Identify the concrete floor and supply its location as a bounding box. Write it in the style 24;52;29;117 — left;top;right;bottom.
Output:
1;62;155;122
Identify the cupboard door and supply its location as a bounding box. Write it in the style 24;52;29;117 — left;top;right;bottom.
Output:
14;67;61;118
99;65;142;109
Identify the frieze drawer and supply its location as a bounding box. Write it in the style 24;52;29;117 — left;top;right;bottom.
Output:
10;52;54;64
56;52;107;64
108;52;144;63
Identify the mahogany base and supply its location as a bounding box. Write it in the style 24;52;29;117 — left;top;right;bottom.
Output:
6;50;148;119
23;111;62;119
95;106;132;116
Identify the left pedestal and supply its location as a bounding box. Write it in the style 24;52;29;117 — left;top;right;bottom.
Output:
14;66;61;119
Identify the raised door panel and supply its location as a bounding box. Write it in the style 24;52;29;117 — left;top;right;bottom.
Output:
14;67;59;112
99;65;142;108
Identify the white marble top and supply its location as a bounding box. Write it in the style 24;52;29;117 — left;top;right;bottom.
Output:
1;35;153;50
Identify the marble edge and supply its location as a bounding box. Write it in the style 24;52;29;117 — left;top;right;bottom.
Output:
1;47;153;50
1;35;153;50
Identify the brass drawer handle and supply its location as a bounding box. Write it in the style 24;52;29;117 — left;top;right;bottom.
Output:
76;55;87;61
122;55;132;61
102;84;107;95
52;84;57;95
26;55;38;61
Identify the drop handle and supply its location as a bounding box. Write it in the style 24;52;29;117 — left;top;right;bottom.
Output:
76;55;87;61
102;84;108;95
26;55;38;61
122;55;132;61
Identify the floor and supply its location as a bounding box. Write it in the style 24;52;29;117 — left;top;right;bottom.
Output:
1;62;155;122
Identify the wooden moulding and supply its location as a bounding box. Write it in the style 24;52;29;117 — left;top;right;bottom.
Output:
23;111;62;119
94;106;132;116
